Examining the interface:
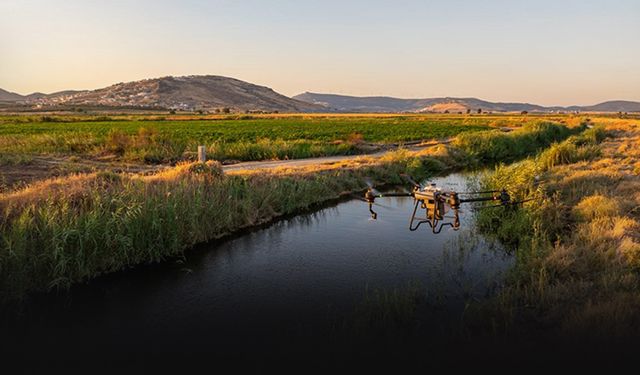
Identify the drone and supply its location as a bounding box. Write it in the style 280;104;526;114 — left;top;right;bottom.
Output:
362;174;534;234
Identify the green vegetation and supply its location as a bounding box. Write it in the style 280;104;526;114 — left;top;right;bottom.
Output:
465;123;640;340
0;116;492;163
476;125;607;248
0;121;580;298
0;160;407;297
453;121;582;164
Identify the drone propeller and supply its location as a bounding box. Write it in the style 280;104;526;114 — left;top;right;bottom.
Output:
364;177;382;196
352;194;394;209
400;173;422;189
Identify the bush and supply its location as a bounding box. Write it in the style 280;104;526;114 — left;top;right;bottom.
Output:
347;132;365;145
187;160;224;180
40;116;60;122
105;129;130;155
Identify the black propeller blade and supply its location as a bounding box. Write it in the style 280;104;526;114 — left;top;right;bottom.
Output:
364;177;382;196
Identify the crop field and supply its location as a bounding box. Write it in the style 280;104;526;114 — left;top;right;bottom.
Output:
0;113;591;191
0;114;540;165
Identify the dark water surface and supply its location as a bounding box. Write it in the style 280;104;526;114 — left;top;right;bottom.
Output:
2;173;515;370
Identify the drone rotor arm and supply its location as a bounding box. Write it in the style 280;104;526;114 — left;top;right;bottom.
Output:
458;196;501;204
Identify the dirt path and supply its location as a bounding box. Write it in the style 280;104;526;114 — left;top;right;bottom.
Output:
1;139;449;191
221;139;449;172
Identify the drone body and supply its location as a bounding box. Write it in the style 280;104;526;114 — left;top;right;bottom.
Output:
364;174;517;234
409;184;461;233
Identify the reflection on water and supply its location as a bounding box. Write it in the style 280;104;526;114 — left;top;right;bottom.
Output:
2;172;513;367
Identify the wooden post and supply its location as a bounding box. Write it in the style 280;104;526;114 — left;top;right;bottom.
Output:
197;145;206;163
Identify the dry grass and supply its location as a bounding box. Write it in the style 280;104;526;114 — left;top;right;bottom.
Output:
573;194;621;221
468;118;640;341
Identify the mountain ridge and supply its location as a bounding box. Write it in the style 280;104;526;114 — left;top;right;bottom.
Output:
2;77;639;113
0;75;323;113
293;92;640;113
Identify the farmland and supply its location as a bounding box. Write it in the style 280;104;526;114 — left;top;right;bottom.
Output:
0;117;581;297
0;113;513;189
0;114;535;166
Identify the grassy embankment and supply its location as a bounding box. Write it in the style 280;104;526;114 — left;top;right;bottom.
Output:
460;119;640;342
0;121;580;298
0;115;498;165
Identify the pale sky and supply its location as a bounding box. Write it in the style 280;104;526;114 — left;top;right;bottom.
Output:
1;0;638;106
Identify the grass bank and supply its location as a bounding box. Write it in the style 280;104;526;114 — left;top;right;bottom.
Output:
463;120;640;341
0;121;579;298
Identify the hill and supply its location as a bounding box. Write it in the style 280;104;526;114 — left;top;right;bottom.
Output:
567;100;640;113
3;78;639;113
0;88;25;103
293;92;640;113
1;76;324;113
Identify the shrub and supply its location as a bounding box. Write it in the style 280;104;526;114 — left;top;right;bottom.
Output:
187;160;224;180
135;127;159;147
105;129;130;155
347;132;365;145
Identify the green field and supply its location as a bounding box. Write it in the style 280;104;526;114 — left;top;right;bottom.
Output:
0;115;501;164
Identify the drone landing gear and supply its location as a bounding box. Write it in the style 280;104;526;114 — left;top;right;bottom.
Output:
408;199;460;234
368;203;377;220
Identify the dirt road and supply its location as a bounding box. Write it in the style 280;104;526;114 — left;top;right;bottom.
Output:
0;139;449;191
222;140;448;172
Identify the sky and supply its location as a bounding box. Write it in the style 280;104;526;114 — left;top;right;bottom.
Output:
1;0;638;106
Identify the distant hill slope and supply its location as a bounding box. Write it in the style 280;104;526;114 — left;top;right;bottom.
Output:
3;78;639;113
0;88;25;102
1;76;324;112
293;92;640;113
567;100;640;113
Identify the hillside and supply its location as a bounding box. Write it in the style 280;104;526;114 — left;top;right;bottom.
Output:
3;78;639;113
0;88;25;103
567;100;640;113
1;76;323;113
293;92;640;113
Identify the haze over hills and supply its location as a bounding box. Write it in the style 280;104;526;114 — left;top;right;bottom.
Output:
0;76;324;113
293;92;640;113
2;76;639;113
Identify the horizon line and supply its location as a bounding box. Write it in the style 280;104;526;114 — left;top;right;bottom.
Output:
2;73;639;108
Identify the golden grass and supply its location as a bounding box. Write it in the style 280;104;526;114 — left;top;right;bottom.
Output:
472;117;640;340
573;194;621;221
